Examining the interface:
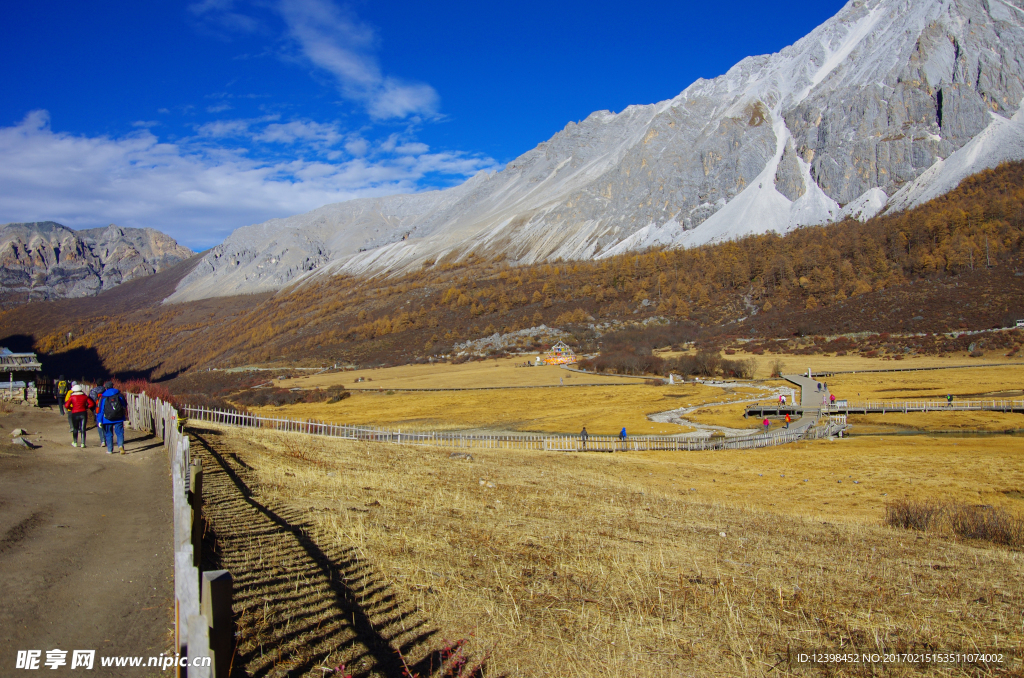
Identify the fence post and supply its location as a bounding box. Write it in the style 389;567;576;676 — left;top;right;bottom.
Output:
190;460;204;570
201;570;234;678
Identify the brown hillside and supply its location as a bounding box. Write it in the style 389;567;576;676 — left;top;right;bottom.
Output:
1;162;1023;383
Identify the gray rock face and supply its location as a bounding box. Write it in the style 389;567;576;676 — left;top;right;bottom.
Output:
0;221;193;302
168;0;1024;303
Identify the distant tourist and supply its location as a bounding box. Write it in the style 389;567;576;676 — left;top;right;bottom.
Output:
762;417;770;432
830;393;836;406
946;394;953;407
785;413;791;429
619;427;627;442
96;381;128;455
580;426;588;449
66;385;95;448
55;375;69;417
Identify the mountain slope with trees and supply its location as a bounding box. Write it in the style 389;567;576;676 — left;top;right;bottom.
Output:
0;162;1022;385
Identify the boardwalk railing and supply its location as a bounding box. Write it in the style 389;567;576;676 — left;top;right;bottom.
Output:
127;394;221;678
182;405;844;452
829;399;1024;413
748;399;1024;416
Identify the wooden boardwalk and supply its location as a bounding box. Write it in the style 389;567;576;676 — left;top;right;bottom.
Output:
181;405;847;453
746;398;1024;417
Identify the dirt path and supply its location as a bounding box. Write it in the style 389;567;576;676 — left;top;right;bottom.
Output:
0;403;172;677
191;426;470;678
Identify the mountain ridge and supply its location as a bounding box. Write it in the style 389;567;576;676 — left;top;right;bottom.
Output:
0;221;194;305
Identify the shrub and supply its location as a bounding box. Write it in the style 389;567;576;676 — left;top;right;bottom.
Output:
694;349;722;377
232;385;350;408
114;378;177;407
721;357;757;379
885;499;1023;546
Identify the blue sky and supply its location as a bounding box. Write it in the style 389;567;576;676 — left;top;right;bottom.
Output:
0;0;845;250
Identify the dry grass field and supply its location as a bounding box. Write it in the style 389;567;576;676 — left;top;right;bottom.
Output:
196;424;1024;677
684;363;1024;434
251;384;744;436
256;358;1024;441
655;350;1024;381
282;357;642;391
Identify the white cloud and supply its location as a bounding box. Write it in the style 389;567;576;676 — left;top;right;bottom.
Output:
344;136;369;156
206;102;232;113
275;0;440;120
256;120;344;146
0;111;496;250
394;142;429;155
196;118;256;138
188;0;262;35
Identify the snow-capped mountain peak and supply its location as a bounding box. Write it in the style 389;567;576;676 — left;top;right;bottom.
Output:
168;0;1024;303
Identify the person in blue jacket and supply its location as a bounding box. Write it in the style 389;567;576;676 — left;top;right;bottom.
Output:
96;381;128;455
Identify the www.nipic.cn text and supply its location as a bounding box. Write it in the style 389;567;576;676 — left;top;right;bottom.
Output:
15;650;211;670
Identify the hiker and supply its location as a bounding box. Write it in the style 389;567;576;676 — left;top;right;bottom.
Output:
96;381;128;455
778;394;784;405
763;417;770;432
55;375;69;416
66;385;95;448
829;393;836;407
816;382;822;392
785;413;791;429
946;394;953;407
63;381;78;432
781;394;787;406
619;427;627;442
580;426;589;449
88;383;103;430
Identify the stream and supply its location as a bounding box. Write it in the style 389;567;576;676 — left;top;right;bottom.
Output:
648;381;794;439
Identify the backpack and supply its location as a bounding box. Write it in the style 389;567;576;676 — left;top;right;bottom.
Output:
103;393;126;422
57;380;69;395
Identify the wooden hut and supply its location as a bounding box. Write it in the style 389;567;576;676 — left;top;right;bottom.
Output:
0;348;45;404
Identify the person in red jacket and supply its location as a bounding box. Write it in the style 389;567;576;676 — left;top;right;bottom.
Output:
66;384;96;448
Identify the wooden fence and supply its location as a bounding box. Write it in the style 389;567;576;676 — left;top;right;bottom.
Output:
747;398;1024;417
182;405;847;452
829;398;1024;414
127;394;231;678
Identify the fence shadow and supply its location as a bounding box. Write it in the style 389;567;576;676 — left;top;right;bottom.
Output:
191;428;492;678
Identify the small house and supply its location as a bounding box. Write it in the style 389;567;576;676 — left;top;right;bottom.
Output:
0;348;45;404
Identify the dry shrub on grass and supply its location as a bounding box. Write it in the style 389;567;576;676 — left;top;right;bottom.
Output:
232;384;350;408
217;426;1024;677
886;499;1024;547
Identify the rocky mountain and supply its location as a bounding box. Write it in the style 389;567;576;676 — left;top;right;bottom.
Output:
168;0;1024;303
0;221;194;302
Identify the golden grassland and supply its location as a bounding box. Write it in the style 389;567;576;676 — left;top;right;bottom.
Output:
684;364;1024;433
282;356;642;390
251;383;764;436
209;424;1024;676
657;349;1024;380
257;358;1024;440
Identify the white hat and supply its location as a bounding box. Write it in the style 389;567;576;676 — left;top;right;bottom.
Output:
71;384;84;394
